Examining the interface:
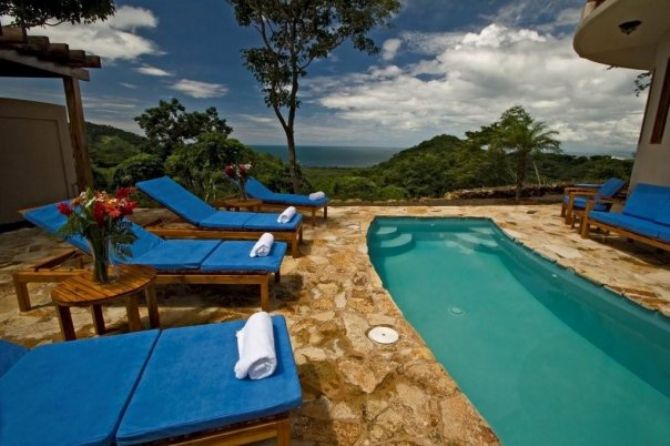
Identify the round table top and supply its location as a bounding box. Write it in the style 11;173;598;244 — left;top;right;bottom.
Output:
51;265;156;306
220;197;263;207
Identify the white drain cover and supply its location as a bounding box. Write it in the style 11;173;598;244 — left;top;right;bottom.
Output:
368;326;399;345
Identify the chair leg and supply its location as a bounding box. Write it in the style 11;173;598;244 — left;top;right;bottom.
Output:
276;417;291;446
260;275;270;311
324;205;328;220
560;202;566;217
581;218;590;238
275;271;281;284
12;274;32;312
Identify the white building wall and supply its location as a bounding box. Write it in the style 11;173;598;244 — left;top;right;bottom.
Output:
630;31;670;188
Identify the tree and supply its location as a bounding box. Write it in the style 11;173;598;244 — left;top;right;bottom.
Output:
489;106;561;200
135;98;232;161
165;133;248;201
0;0;115;28
229;0;401;193
112;153;164;187
634;71;652;97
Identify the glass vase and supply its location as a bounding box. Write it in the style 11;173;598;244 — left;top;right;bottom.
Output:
88;237;110;283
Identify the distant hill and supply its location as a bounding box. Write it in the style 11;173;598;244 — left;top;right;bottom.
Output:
85;122;146;168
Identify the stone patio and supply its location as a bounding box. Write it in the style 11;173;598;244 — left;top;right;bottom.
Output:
1;204;668;445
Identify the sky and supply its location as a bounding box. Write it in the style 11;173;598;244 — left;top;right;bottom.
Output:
0;0;648;154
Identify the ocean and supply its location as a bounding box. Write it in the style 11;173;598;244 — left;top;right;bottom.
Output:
251;144;402;167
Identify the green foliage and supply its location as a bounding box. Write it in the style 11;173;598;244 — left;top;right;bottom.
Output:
134;98;232;161
112;153;164;187
476;105;561;199
86;122;143;168
229;0;401;192
0;0;115;27
165;134;250;201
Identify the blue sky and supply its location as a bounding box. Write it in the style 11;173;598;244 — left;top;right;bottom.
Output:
0;0;646;153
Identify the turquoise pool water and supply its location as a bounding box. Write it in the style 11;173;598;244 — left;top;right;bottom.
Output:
368;218;670;446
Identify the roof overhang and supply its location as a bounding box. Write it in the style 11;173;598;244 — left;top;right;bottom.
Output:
0;25;100;80
573;0;670;70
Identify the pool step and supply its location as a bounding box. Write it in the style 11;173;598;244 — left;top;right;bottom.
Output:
452;233;499;252
374;226;399;240
373;233;415;255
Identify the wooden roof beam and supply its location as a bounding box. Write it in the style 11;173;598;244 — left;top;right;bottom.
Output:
0;48;89;80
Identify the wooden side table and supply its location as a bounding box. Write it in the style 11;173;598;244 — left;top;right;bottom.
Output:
219;197;263;212
51;265;159;341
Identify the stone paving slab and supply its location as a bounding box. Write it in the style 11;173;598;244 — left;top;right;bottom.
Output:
1;204;668;445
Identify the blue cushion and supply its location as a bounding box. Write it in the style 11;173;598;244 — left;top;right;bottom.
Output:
24;203;165;261
0;331;159;446
200;241;287;272
657;226;670;243
244;178;276;201
589;211;662;239
246;178;329;207
116;317;302;445
136;177;217;224
270;193;328;207
653;195;670;227
623;183;670;220
23;203;90;253
596;177;626;199
199;211;256;229
562;196;609;212
0;340;28;378
243;212;303;231
131;240;221;270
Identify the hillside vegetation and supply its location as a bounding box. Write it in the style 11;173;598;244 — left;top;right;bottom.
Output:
85;101;633;202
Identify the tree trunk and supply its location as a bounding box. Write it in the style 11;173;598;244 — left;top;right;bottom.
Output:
515;152;527;201
285;127;300;193
533;160;542;186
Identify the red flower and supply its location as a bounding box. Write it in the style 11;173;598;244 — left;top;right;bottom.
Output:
92;201;107;226
115;187;134;199
57;202;73;216
224;165;235;178
120;200;137;216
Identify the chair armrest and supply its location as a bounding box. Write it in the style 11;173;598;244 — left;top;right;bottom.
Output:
568;190;597;198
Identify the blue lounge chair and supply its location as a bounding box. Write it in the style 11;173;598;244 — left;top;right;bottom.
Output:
14;203;287;312
561;178;626;225
136;176;304;257
245;177;329;225
0;316;302;445
581;183;670;252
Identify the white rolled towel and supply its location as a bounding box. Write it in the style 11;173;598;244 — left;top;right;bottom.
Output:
309;191;326;201
250;232;274;257
234;312;277;380
277;206;296;223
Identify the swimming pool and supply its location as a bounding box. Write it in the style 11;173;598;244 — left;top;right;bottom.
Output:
368;217;670;446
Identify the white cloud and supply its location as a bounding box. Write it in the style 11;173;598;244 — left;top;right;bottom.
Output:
136;64;172;77
21;6;161;61
382;38;402;61
239;114;275;124
120;82;138;89
169;79;228;98
307;23;645;151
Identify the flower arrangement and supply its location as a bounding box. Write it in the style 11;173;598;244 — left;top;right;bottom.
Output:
57;187;138;283
224;163;252;200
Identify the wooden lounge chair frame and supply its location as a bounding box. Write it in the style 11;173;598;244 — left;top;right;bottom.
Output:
12;248;280;313
580;200;670;252
144;217;304;257
169;413;290;445
561;187;625;226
